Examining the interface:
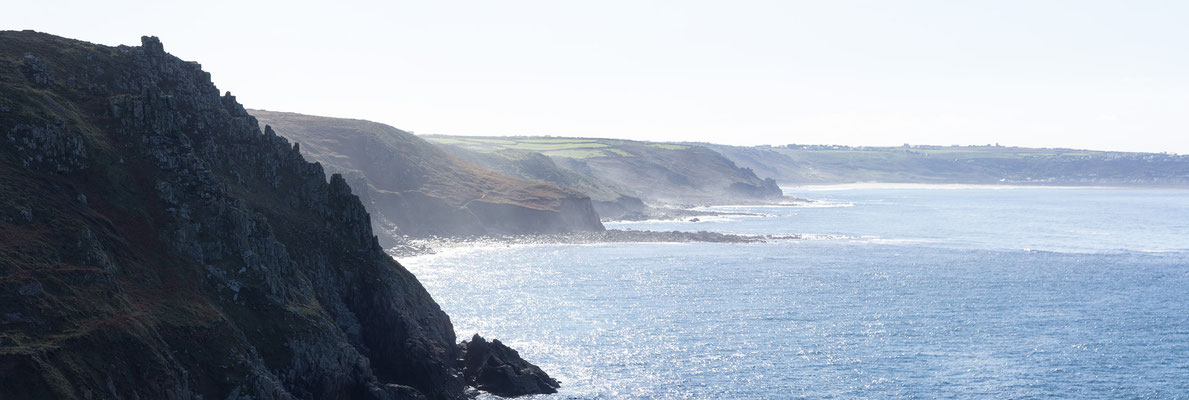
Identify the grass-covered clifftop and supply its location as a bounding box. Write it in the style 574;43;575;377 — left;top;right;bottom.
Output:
0;31;554;399
699;144;1189;186
425;135;782;206
249;110;604;242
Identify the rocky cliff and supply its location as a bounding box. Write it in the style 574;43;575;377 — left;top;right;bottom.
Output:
249;110;604;245
0;31;552;399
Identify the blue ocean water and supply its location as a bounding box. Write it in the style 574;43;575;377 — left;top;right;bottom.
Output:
402;187;1189;399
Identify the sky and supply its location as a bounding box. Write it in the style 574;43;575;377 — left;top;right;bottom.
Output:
5;0;1189;153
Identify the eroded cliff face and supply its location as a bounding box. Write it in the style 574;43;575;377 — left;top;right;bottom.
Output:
248;110;605;245
0;31;547;399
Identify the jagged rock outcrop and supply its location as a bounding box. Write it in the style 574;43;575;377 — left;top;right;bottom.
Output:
248;110;604;246
459;335;560;397
0;31;554;399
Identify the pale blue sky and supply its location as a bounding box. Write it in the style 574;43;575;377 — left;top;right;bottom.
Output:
6;1;1188;153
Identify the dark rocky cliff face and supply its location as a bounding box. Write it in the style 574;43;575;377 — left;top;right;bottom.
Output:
0;31;552;399
248;110;604;245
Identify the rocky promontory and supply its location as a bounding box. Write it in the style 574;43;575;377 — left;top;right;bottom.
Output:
459;334;561;397
0;31;553;399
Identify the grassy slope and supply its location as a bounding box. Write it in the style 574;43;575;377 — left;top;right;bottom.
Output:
423;136;667;159
434;146;629;203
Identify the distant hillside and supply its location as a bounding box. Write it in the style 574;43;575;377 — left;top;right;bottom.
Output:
250;110;603;242
425;136;782;206
437;147;646;219
700;144;1189;186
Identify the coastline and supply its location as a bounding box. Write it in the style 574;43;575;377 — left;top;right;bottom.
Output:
384;183;1189;259
602;196;817;223
386;197;832;258
387;229;805;258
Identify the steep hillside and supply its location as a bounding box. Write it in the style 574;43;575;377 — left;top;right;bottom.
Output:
436;146;646;219
701;143;1189;186
249;110;603;243
0;31;554;399
425;136;782;205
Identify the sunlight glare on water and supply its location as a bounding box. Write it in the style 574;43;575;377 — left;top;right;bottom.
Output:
403;188;1189;399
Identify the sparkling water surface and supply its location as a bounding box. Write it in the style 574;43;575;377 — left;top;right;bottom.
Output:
402;187;1189;399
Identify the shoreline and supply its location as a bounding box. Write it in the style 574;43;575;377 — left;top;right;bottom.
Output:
387;229;807;258
601;196;818;223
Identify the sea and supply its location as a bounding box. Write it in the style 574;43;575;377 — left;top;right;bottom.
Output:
401;186;1189;399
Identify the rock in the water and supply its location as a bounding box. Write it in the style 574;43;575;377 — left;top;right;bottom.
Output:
459;334;560;397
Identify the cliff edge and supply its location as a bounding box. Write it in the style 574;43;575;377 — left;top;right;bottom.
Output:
0;31;552;399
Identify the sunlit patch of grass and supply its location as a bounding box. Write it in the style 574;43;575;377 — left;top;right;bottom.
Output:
506;142;609;151
469;138;518;145
541;149;607;158
425;135;658;159
517;138;599;144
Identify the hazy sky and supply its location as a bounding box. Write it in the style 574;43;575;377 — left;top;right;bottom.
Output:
6;1;1189;153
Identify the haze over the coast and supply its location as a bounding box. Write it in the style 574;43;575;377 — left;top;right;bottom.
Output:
5;1;1189;393
6;0;1187;153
